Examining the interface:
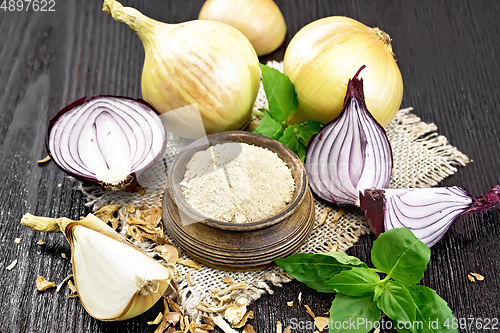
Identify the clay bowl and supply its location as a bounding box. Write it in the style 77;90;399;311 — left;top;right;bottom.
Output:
162;131;315;271
167;131;308;231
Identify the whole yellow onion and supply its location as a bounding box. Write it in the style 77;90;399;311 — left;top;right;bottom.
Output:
103;0;260;139
284;16;403;127
198;0;286;56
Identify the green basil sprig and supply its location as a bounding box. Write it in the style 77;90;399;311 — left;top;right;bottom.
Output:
253;64;322;162
275;228;457;333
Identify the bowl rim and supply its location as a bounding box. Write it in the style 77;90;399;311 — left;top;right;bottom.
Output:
166;131;308;231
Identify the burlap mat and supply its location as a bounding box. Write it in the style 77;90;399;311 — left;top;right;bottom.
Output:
77;61;469;327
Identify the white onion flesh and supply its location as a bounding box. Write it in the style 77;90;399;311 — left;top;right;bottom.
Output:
305;69;392;206
383;187;472;247
47;96;166;188
71;226;171;321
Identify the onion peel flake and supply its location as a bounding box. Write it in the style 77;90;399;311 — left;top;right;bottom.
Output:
36;276;57;291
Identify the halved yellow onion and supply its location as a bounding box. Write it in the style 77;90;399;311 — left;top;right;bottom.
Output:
21;213;172;321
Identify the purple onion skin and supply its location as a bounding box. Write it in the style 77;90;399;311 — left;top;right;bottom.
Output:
46;95;166;188
465;185;500;213
305;66;393;206
359;189;385;237
359;185;500;247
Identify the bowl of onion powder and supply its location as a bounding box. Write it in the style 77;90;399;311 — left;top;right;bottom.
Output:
162;131;315;271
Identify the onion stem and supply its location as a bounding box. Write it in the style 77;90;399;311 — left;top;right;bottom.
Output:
252;109;264;118
20;214;70;233
102;0;161;39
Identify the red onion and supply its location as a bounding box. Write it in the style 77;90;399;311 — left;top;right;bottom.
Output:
359;185;500;247
305;66;393;206
47;96;167;189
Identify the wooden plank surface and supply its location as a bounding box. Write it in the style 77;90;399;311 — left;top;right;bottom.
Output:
1;0;499;332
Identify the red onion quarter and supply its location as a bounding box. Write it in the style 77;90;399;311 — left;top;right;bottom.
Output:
360;186;500;247
305;66;393;206
47;96;167;189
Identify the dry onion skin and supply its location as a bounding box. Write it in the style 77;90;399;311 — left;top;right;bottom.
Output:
198;0;286;56
103;0;260;139
284;16;403;127
47;96;166;189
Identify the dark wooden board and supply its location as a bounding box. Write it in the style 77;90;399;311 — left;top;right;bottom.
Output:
1;0;499;332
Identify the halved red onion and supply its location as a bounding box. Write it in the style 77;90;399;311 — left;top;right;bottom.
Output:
47;96;167;189
359;185;500;247
305;66;393;206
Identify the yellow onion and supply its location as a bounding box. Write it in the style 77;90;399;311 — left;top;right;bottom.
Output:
21;213;172;321
198;0;287;56
284;16;403;127
103;0;260;139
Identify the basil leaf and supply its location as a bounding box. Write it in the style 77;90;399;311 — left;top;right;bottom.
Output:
373;283;384;301
329;295;381;333
253;110;284;140
275;251;368;293
371;228;430;286
395;285;458;333
325;267;380;297
297;142;306;163
279;126;299;152
295;120;323;146
376;280;416;332
259;63;298;122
